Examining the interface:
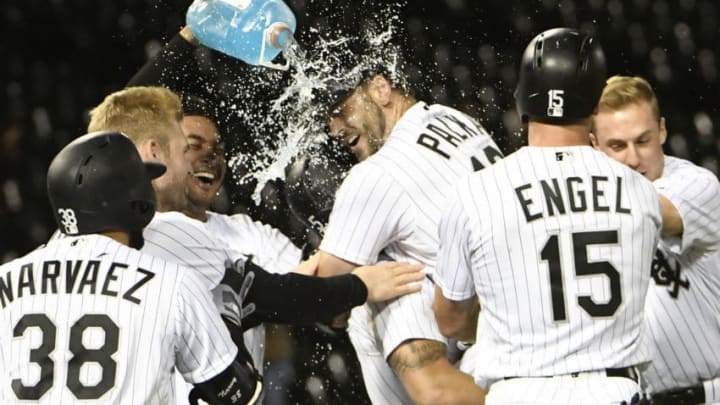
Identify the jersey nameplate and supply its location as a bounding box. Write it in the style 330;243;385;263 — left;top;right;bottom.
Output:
0;260;155;308
416;114;491;159
515;175;632;223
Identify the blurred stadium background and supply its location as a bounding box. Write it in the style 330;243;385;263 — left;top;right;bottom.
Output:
1;0;718;403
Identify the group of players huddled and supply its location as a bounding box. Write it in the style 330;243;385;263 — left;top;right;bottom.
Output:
1;2;719;405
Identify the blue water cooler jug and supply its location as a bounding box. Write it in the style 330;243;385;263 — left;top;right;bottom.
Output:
186;0;297;70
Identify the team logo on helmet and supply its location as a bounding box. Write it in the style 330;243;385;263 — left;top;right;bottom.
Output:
58;208;79;235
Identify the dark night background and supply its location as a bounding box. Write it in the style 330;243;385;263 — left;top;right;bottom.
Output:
1;0;718;403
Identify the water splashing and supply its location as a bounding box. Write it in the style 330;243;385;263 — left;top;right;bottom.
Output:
224;2;408;205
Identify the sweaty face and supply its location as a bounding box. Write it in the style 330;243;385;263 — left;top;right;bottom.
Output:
151;120;192;211
592;101;666;181
182;115;226;210
328;87;386;162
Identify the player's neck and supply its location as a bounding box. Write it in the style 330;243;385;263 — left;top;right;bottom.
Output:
101;230;130;246
155;194;209;222
181;206;208;222
527;121;592;147
384;94;416;141
181;197;209;222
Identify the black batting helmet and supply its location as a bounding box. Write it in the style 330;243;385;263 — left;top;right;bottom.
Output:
47;131;166;236
285;135;357;234
515;27;607;124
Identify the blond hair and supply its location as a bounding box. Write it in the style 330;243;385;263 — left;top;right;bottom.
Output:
88;86;183;151
597;75;661;122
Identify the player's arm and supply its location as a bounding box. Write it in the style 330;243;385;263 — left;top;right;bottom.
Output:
433;289;480;342
659;194;683;237
316;250;358;276
233;214;303;274
316;163;408;278
126;27;203;90
175;269;263;405
190;351;262;405
433;182;479;342
655;165;720;250
389;338;487;405
234;259;423;330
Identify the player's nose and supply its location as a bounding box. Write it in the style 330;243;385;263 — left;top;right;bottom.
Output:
624;144;642;170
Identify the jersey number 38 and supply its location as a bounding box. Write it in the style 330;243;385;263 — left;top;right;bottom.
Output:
12;313;118;400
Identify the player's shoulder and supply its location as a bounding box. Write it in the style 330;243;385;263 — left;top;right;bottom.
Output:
206;210;241;229
0;243;45;271
466;145;525;179
663;155;719;183
425;102;471;119
146;211;215;241
209;210;283;238
149;211;200;227
224;211;261;229
425;103;491;132
341;157;393;187
393;101;490;137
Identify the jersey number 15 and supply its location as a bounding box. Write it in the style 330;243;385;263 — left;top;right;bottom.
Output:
541;230;622;322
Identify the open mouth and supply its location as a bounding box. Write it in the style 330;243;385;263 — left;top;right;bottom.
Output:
347;134;360;147
193;171;216;185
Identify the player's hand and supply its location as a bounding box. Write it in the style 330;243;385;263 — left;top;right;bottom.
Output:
353;261;424;302
292;252;319;276
218;257;256;327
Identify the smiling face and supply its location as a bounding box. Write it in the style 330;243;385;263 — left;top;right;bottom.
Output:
327;82;387;162
182;115;226;214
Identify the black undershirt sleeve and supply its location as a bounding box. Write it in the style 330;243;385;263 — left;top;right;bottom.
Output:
239;261;368;330
126;32;212;98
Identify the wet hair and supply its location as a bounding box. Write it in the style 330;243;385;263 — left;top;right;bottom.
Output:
180;93;219;124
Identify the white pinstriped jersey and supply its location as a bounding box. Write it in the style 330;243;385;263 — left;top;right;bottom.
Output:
321;101;502;403
643;156;720;394
436;146;662;383
0;235;237;404
143;211;243;290
205;212;301;276
205;211;301;372
141;212;262;405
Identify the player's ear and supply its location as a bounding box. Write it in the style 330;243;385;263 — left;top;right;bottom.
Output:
367;74;392;107
137;139;161;162
589;132;600;149
658;117;667;145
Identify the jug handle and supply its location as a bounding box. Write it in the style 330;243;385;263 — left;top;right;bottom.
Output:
259;58;290;71
258;23;291;71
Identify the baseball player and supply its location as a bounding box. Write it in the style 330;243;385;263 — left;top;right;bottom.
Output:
315;64;501;402
176;94;303;373
433;28;662;404
591;75;720;404
125;26;304;377
0;131;262;404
